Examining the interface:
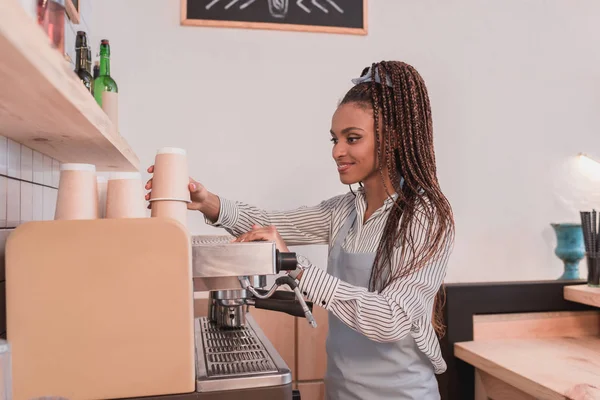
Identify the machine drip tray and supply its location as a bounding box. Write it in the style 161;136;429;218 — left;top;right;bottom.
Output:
200;318;278;377
195;316;292;393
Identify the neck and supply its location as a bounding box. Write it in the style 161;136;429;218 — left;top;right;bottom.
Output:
361;170;396;221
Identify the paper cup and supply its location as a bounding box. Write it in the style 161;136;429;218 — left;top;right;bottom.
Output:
150;200;187;228
105;172;146;219
55;163;99;220
150;147;189;201
97;176;108;218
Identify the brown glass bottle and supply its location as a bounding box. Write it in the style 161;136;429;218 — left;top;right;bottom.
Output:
74;31;92;92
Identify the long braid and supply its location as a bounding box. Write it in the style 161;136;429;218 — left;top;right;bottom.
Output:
340;61;455;338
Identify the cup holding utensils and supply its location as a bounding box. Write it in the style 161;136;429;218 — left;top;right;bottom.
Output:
579;210;600;287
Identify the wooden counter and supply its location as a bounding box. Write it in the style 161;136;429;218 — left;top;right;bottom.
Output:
565;285;600;308
455;337;600;399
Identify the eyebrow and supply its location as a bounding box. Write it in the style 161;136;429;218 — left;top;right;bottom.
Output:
330;127;365;136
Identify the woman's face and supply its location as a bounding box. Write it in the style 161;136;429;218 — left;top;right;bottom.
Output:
330;102;379;185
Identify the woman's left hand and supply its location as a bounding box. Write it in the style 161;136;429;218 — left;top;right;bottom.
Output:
232;225;290;253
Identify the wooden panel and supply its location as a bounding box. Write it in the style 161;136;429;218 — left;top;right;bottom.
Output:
0;0;140;171
6;219;195;400
296;382;325;400
473;310;600;340
565;285;600;308
477;370;535;400
454;337;600;400
296;306;328;381
249;307;296;381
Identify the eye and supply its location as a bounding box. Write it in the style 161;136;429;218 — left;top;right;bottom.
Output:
330;137;338;144
347;137;360;144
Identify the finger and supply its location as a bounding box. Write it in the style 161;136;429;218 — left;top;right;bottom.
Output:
145;178;153;190
189;182;196;192
237;230;273;243
233;232;254;242
147;165;154;173
145;192;151;200
252;224;262;230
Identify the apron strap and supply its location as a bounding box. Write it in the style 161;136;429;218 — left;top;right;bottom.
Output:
332;208;357;252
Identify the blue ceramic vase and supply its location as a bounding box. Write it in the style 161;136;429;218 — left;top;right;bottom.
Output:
551;223;585;280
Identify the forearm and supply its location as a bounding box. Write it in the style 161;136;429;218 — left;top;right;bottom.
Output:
298;267;413;342
198;191;221;223
204;196;339;245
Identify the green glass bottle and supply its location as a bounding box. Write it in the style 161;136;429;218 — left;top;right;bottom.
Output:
93;39;118;107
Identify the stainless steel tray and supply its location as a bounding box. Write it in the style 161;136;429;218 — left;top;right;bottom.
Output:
195;315;292;392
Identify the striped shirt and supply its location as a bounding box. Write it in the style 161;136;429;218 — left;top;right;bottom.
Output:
206;187;452;374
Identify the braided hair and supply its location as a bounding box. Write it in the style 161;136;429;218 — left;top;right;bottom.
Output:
340;61;455;338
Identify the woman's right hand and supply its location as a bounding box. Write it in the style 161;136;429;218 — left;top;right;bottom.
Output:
145;165;208;211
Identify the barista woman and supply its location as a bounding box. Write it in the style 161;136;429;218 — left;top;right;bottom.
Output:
146;60;455;400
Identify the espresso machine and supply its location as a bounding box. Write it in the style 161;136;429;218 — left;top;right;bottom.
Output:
5;219;316;400
191;235;317;400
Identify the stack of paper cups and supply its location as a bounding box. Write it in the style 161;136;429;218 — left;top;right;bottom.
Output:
106;172;146;219
149;147;189;228
97;176;108;218
55;163;99;220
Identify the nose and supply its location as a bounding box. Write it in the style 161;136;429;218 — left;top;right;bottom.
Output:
332;141;347;160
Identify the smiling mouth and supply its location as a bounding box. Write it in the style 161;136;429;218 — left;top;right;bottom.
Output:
337;163;354;173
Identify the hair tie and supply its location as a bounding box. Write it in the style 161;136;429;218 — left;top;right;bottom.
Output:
351;65;393;87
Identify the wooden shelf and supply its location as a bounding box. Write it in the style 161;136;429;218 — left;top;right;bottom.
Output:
0;0;140;171
455;337;600;399
564;284;600;308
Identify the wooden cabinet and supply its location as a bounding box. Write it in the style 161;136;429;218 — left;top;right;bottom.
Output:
296;382;325;400
296;306;328;381
248;307;297;381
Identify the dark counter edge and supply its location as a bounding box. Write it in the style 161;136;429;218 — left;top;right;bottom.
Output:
120;383;294;400
435;278;595;400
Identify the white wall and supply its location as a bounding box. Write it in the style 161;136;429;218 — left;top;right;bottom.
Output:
93;0;600;283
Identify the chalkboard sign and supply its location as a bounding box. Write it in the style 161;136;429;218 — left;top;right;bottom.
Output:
181;0;368;35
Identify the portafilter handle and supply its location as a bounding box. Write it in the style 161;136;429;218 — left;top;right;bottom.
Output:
239;275;318;328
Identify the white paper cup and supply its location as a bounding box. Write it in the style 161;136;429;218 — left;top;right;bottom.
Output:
105;172;146;219
55;163;99;220
150;200;187;228
150;147;189;201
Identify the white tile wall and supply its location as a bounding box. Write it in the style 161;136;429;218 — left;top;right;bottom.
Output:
0;136;60;229
42;187;58;221
43;155;53;187
20;182;33;223
33;150;43;184
0;137;7;176
20;146;33;182
7;139;20;179
6;179;20;227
